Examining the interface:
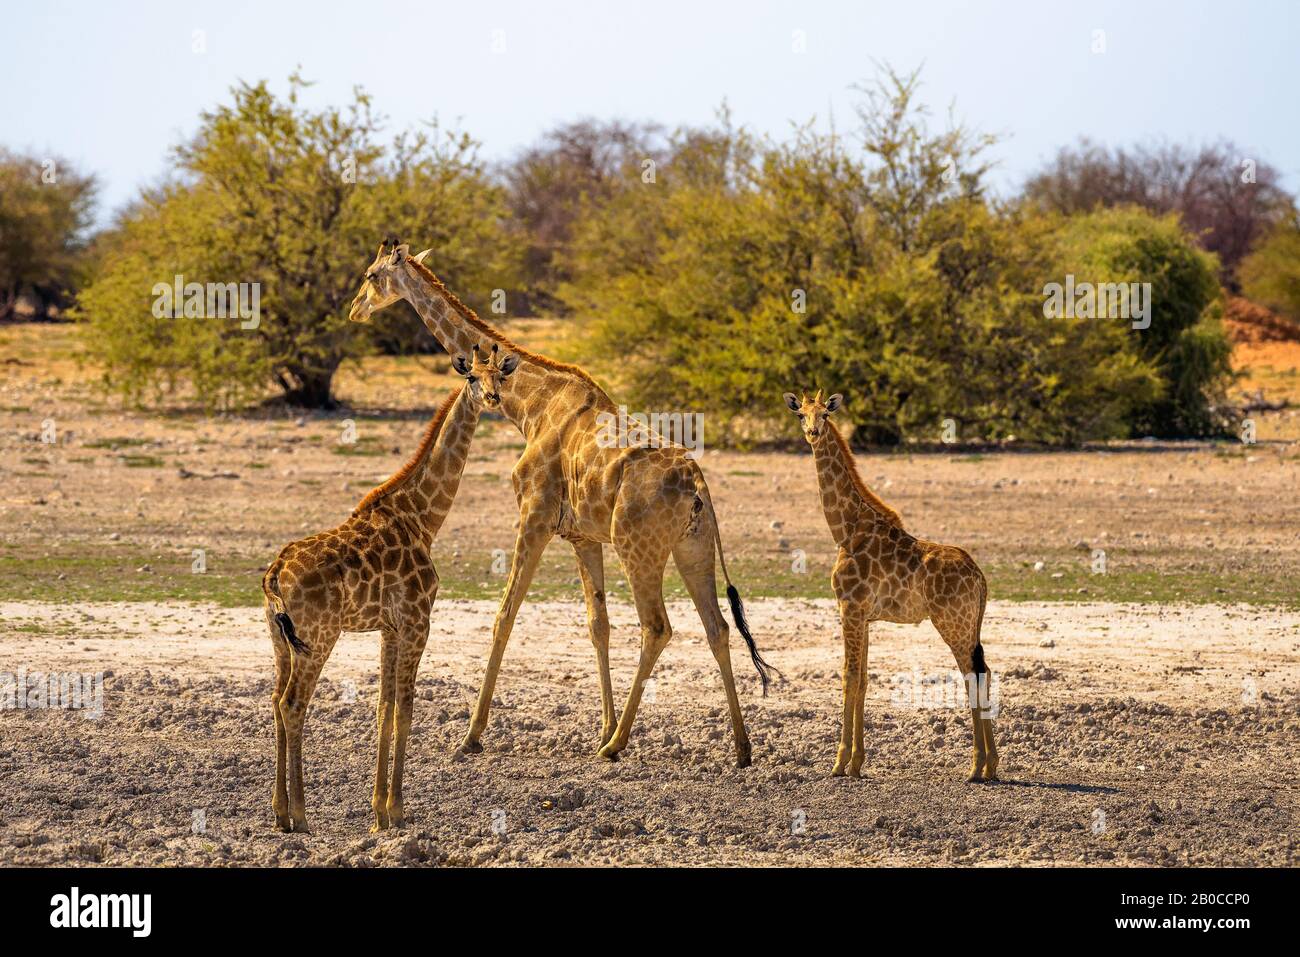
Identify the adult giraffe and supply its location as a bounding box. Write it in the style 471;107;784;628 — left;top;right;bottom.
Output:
348;241;777;766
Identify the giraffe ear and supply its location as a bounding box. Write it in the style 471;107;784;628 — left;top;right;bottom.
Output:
452;355;471;377
412;248;432;265
825;393;844;413
783;392;800;412
499;353;520;377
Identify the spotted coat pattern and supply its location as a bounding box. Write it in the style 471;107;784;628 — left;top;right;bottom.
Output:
785;391;1000;782
347;242;775;768
264;349;513;834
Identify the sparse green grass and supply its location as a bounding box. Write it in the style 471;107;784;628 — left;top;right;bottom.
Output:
984;564;1299;607
331;437;385;457
84;437;150;450
1;539;1294;609
0;544;261;606
119;454;165;468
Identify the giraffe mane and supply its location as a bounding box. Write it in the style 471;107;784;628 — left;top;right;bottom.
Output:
826;420;906;530
353;386;462;515
405;258;609;395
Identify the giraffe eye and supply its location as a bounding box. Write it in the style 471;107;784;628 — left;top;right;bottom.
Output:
467;375;478;384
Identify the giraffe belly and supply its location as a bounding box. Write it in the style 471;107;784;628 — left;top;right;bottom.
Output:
868;589;929;625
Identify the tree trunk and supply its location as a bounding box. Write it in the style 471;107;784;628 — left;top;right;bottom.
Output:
278;367;338;409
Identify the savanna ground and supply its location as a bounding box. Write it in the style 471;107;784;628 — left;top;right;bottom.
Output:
1;321;1298;866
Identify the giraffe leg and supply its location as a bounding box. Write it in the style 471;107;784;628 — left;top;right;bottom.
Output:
461;513;553;753
673;531;752;768
597;548;673;761
848;620;870;778
387;612;431;827
980;672;999;782
280;636;331;834
832;604;866;777
268;613;293;832
573;540;617;748
931;569;997;782
933;617;988;782
370;629;398;832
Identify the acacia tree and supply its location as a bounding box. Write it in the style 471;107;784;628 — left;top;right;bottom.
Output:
502;119;665;312
79;74;517;408
1240;222;1300;324
1023;140;1295;290
0;148;97;321
559;68;1226;445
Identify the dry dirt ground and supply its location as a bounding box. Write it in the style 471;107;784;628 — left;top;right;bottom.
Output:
1;597;1297;867
1;322;1298;866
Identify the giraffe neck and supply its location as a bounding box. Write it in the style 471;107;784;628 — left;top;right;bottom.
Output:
811;424;900;547
395;262;610;441
386;386;482;544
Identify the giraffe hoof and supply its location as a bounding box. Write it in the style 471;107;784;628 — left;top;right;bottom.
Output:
831;765;847;777
459;738;483;755
847;766;863;779
596;745;620;762
967;773;986;784
274;816;293;833
735;754;752;769
291;819;312;834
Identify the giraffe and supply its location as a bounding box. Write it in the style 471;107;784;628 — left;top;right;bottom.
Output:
782;390;999;782
347;240;778;767
263;345;518;834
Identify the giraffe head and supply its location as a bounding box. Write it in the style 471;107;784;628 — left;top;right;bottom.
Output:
452;342;519;411
348;240;431;323
783;390;843;445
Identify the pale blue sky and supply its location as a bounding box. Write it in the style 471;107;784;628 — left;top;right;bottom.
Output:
4;0;1297;225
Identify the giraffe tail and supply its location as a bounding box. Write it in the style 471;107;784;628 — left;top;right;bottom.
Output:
972;573;989;674
693;472;783;696
262;562;309;653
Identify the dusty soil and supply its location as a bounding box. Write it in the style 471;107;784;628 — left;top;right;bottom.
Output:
1;322;1298;867
1;597;1297;867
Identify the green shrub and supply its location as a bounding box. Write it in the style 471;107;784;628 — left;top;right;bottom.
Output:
1047;207;1232;437
76;75;518;409
558;70;1204;445
1240;223;1300;323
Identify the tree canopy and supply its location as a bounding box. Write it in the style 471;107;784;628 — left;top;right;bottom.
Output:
77;75;516;408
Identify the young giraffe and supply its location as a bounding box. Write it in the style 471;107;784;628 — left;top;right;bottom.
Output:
348;241;777;767
783;390;999;782
264;346;518;834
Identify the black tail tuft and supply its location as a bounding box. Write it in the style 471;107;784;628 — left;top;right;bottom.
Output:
971;643;987;674
274;612;309;653
727;584;781;697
